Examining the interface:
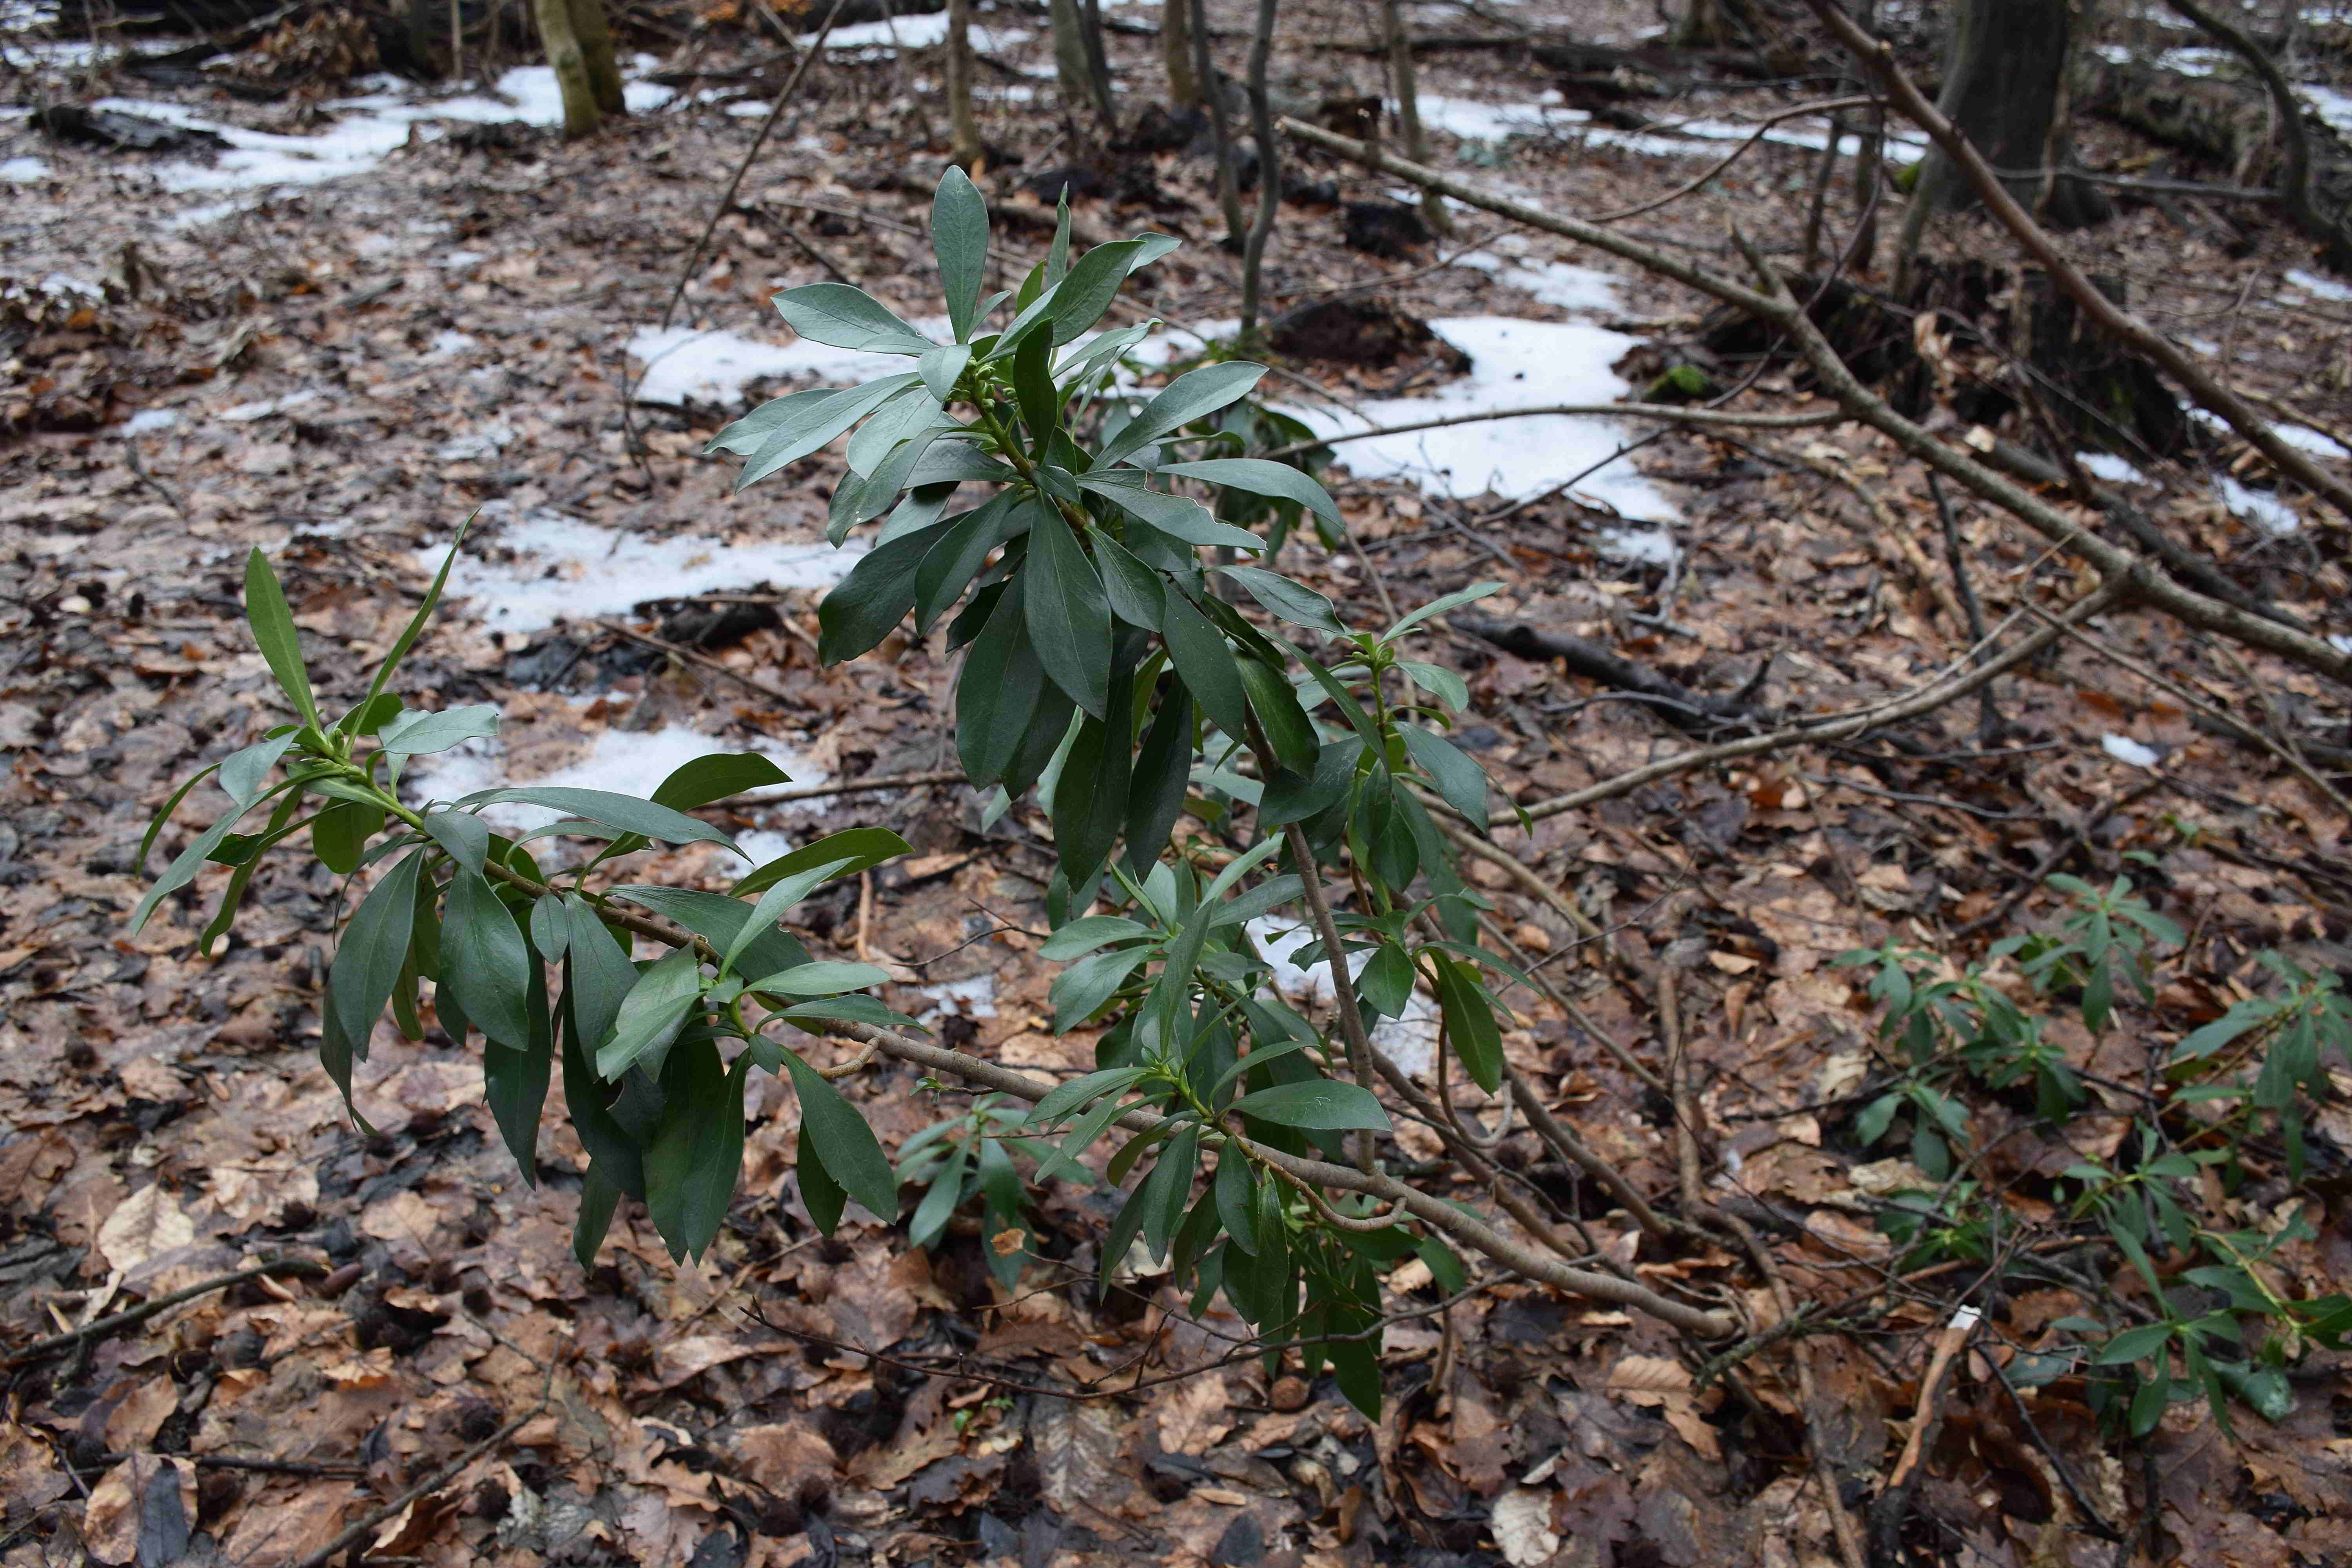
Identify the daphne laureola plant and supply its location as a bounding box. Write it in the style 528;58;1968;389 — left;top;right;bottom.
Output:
134;170;1552;1413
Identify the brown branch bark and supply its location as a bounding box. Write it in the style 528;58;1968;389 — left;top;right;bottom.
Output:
1273;114;2352;690
467;858;1731;1337
1800;0;2352;533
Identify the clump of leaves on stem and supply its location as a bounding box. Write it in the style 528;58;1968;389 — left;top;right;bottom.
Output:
136;170;1532;1416
1837;874;2352;1438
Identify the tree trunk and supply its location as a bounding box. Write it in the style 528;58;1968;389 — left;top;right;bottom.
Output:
1161;0;1198;109
1051;0;1114;128
1194;0;1248;244
1379;0;1450;236
533;0;599;137
1238;0;1281;342
570;0;623;117
946;0;983;167
1904;0;2108;240
1672;0;1761;47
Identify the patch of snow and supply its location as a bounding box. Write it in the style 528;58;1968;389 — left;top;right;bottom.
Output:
2271;423;2351;459
2181;334;2221;355
2151;46;2233;75
627;316;952;405
424;330;480;359
220;389;320;421
726;98;772;117
2217;476;2303;535
426;510;862;633
1286;316;1677;522
98;65;672;199
2076;452;2147;485
436;423;514;461
810;11;1024;52
1243;916;1440;1077
2301;82;2352;139
2285;267;2352;303
406;722;813;836
0;157;47;182
819;11;947;48
438;248;487;268
40;273;100;298
1417;95;1575;143
120;408;180;436
2100;734;2161;769
1584;115;1929;165
1457;248;1623;314
913;976;999;1024
2331;634;2352;655
0;36;95;65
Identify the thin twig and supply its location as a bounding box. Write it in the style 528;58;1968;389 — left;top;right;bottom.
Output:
1258;398;1843;462
1506;584;2123;829
658;0;849;334
4;1257;326;1367
292;1381;550;1568
2026;606;2352;820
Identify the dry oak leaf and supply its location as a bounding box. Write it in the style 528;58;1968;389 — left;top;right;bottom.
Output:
1157;1371;1235;1456
1490;1486;1561;1567
730;1423;838;1493
81;1453;194;1567
102;1376;181;1454
96;1182;195;1274
1602;1356;1721;1463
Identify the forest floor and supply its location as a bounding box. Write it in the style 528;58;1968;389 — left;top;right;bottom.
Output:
3;0;2352;1564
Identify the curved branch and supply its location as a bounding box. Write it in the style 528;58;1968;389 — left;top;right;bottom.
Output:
469;856;1731;1336
2161;0;2352;270
1274;114;2352;690
1800;0;2352;533
1257;398;1846;464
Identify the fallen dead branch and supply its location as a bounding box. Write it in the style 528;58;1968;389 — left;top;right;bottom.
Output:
1274;115;2352;691
3;1255;327;1368
1801;0;2352;535
1255;396;1846;464
1452;612;1769;734
1496;583;2122;829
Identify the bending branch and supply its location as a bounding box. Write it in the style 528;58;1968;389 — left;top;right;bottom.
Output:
467;858;1732;1337
1258;398;1845;463
1799;0;2352;533
1272;116;2352;690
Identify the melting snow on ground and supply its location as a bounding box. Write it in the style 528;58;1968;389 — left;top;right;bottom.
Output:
87;62;672;201
1414;93;1926;164
0;157;47;181
629;315;955;405
1417;94;1577;143
1287;316;1679;552
2076;452;2148;485
425;509;861;634
2216;476;2303;535
911;976;1000;1025
811;13;1031;53
2271;423;2352;459
405;723;813;836
1456;248;1624;314
1246;917;1441;1077
2302;82;2352;140
2101;734;2162;769
2287;267;2352;303
120;409;180;436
